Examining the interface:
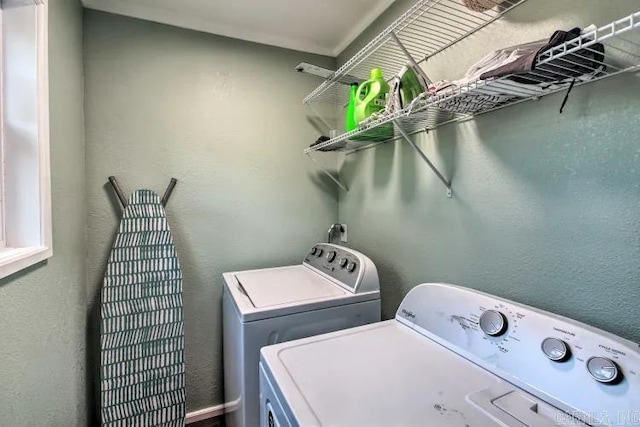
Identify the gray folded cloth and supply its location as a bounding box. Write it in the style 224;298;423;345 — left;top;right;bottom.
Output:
480;27;605;84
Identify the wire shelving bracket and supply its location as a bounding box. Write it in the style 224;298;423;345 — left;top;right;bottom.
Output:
306;153;349;192
393;120;452;198
302;5;640;198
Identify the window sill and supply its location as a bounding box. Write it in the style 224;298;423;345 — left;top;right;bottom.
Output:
0;246;52;280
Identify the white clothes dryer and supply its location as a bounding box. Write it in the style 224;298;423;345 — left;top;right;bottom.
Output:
223;243;380;427
260;283;640;427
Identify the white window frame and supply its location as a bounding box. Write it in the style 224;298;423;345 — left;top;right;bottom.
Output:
0;0;52;279
0;8;3;249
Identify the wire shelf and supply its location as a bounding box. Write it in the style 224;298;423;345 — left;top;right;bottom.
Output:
305;11;640;154
303;0;528;106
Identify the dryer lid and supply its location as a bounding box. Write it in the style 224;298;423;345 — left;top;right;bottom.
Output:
234;266;345;308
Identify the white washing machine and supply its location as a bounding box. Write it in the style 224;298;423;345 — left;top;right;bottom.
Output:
223;243;380;427
260;283;640;427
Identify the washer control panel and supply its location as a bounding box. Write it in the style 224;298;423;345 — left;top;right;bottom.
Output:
395;283;640;426
304;244;372;292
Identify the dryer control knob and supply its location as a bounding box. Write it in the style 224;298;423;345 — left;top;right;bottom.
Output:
541;337;571;362
587;357;621;384
339;258;348;268
326;251;337;262
479;310;508;337
316;248;324;257
311;247;317;255
347;261;357;273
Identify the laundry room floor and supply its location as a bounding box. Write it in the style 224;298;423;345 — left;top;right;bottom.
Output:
188;418;224;427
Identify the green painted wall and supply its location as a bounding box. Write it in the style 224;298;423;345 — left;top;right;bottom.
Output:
4;2;638;423
0;0;87;425
83;10;338;413
337;0;640;342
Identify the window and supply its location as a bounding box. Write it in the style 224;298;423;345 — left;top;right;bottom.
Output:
0;0;51;279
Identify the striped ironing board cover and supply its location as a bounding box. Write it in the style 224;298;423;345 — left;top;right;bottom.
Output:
100;190;185;426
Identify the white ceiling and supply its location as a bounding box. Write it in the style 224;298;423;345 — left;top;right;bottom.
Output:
81;0;396;57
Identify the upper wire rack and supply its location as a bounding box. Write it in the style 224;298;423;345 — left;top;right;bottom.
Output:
304;11;640;154
303;0;528;106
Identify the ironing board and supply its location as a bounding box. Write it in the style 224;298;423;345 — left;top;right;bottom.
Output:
100;190;185;426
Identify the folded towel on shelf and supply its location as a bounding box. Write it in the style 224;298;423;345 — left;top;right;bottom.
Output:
427;37;549;95
480;26;605;84
425;25;605;114
425;40;547;112
427;80;457;95
430;88;513;114
427;78;519;114
461;40;549;85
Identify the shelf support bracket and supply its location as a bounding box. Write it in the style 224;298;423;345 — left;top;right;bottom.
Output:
306;153;349;192
390;32;432;85
305;102;334;135
393;120;452;198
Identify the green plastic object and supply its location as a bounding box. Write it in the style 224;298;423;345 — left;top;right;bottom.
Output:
345;83;359;132
355;68;390;124
400;66;425;107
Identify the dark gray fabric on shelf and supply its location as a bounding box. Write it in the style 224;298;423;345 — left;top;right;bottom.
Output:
480;28;606;84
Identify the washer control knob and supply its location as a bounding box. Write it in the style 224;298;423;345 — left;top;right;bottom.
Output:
326;250;337;262
541;338;571;362
347;261;357;273
311;247;317;255
339;258;348;268
587;357;621;384
479;310;508;337
315;248;323;257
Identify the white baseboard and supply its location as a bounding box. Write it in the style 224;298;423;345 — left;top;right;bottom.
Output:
185;403;226;424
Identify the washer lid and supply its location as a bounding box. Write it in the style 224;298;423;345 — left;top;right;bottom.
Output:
260;321;581;427
234;266;345;308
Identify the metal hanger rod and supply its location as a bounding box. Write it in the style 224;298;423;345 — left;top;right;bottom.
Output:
161;178;178;207
108;176;178;209
108;176;128;209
